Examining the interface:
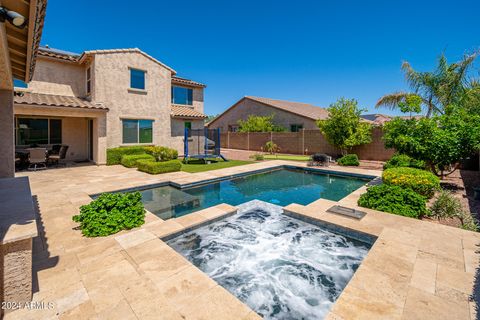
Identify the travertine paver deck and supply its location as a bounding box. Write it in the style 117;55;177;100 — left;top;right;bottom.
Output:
5;161;480;319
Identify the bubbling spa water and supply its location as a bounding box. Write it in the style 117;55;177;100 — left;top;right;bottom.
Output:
167;201;371;319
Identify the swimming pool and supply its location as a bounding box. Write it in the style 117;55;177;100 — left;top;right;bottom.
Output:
167;201;372;319
140;167;369;220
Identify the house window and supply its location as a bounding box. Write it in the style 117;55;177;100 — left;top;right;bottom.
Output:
13;79;28;88
15;118;62;146
122;119;153;144
171;86;193;105
130;68;146;90
290;124;303;132
228;125;239;132
86;67;91;94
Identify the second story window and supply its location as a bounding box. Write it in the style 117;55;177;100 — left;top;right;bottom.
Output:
86;67;91;95
130;68;145;90
172;86;193;105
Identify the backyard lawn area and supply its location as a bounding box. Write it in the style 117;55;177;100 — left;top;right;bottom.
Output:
181;159;253;173
263;154;310;161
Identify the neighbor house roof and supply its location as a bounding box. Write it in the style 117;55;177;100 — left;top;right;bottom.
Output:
14;92;108;111
208;96;329;127
37;47;79;62
360;113;423;125
171;105;207;119
172;76;206;88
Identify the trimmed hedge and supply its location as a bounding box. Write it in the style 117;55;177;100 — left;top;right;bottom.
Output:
382;167;440;198
137;160;182;174
337;154;360;166
107;146;150;165
358;184;428;218
72;192;145;237
121;154;155;168
383;154;426;170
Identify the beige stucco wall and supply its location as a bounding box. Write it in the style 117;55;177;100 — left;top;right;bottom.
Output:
92;52;174;150
27;58;86;97
170;119;204;155
208;99;318;132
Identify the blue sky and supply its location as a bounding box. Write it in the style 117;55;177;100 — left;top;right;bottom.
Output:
41;0;479;116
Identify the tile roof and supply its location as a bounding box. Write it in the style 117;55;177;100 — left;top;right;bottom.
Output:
38;47;80;62
171;105;207;119
245;96;329;121
14;92;108;111
172;76;206;88
360;114;423;125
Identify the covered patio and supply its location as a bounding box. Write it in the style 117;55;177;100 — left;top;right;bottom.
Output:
14;91;108;167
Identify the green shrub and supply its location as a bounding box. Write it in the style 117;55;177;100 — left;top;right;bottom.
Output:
250;153;265;161
358;184;428;218
264;141;280;154
382;167;440;198
121;154;155;168
137;160;182;174
72;192;145;237
337;154;360;166
107;146;148;165
144;146;178;162
383;154;426;170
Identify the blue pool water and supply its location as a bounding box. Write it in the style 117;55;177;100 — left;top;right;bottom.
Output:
140;168;369;220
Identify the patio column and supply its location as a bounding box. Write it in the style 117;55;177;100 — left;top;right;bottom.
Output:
0;90;14;178
93;113;107;165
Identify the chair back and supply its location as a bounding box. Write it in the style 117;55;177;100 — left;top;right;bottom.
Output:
59;145;69;159
51;144;62;155
29;148;47;164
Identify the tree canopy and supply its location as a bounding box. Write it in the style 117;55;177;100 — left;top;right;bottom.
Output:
237;115;286;132
317;98;372;155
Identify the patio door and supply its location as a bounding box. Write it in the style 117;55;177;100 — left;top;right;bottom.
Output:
88;119;93;161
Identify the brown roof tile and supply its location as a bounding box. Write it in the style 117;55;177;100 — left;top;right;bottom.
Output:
245;96;329;121
171;105;207;119
38;47;80;62
172;76;206;88
14;92;108;111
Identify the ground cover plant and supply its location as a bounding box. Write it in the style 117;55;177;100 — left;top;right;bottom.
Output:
430;190;478;231
72;192;145;237
144;146;178;162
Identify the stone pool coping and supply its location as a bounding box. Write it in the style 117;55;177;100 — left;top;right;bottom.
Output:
9;160;479;319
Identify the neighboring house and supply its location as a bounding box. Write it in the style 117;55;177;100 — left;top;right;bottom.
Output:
360;113;423;126
13;46;207;164
207;96;329;132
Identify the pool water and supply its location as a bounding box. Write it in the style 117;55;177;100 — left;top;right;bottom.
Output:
167;201;371;319
140;168;368;220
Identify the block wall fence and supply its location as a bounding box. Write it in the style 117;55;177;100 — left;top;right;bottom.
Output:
220;128;395;161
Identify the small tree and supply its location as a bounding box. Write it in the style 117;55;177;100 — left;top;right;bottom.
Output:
383;109;480;178
238;115;285;132
317;98;372;155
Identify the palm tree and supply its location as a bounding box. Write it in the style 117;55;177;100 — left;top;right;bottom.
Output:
376;52;478;117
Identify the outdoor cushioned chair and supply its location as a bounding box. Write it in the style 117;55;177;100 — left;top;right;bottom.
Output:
308;153;331;167
48;145;69;167
28;148;48;171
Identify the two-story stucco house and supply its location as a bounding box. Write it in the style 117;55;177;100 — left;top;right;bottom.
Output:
13;46;207;164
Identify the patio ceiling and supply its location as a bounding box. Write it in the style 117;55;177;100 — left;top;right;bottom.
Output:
0;0;47;89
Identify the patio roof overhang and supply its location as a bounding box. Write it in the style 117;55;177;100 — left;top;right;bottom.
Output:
0;0;47;90
171;105;207;120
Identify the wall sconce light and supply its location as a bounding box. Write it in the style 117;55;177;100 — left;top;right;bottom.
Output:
0;7;27;29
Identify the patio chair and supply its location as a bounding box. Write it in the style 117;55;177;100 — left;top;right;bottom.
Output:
48;145;69;167
28;148;47;171
308;153;331;167
49;144;62;156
